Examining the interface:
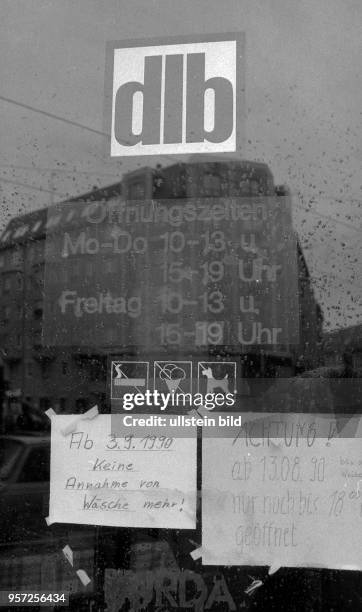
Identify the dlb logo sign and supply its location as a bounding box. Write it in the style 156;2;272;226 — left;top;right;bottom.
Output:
106;33;244;156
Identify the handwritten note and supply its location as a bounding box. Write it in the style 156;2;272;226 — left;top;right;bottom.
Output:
202;412;362;569
49;415;196;529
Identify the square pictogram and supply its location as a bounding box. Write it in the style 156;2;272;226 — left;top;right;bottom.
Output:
110;361;149;400
197;361;237;395
153;361;192;396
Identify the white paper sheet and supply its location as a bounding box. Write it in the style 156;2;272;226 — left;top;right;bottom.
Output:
49;414;196;529
202;412;362;569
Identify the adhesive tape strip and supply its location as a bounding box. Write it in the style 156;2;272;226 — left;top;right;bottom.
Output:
190;547;203;560
76;569;91;586
61;405;99;436
45;408;56;419
62;545;74;567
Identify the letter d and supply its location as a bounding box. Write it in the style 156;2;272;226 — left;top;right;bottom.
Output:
114;56;162;146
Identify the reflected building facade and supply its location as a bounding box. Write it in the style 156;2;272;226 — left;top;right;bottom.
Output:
0;159;323;417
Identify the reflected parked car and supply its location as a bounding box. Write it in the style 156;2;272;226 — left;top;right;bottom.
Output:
0;433;96;547
0;434;50;544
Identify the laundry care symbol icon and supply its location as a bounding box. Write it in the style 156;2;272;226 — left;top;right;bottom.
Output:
198;362;237;395
111;361;149;399
154;361;192;395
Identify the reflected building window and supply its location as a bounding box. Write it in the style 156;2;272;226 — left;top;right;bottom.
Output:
129;181;145;199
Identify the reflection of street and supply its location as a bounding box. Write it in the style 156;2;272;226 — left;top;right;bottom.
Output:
0;433;96;596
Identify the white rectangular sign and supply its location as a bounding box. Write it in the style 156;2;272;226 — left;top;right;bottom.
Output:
49;415;196;529
202;413;362;569
107;33;244;156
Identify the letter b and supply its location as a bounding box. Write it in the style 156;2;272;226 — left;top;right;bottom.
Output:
84;434;94;449
186;53;233;143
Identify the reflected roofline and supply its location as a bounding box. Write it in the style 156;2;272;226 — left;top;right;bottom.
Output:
0;156;276;249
